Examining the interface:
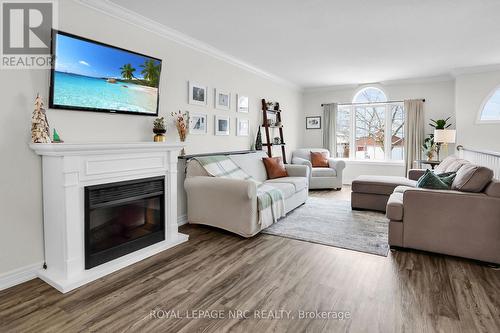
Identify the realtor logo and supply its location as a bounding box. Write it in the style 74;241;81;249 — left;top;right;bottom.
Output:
1;0;57;68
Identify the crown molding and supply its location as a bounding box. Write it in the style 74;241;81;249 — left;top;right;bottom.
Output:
451;64;500;77
74;0;301;91
303;74;455;93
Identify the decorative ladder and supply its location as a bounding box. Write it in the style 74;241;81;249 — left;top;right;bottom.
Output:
261;98;287;163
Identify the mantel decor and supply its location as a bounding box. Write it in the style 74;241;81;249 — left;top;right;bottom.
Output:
153;117;166;142
31;94;51;143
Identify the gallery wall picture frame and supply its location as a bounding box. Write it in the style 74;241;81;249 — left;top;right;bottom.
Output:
237;94;249;113
306;116;322;129
188;81;208;106
215;115;230;135
189;112;208;135
215;88;231;110
236;118;249;136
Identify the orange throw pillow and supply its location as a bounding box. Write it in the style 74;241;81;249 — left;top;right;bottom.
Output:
310;151;329;167
262;157;289;179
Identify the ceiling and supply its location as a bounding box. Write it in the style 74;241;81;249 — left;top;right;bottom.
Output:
108;0;500;88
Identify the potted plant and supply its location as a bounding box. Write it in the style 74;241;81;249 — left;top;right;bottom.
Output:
153;117;166;142
429;117;452;130
428;117;452;160
422;135;436;161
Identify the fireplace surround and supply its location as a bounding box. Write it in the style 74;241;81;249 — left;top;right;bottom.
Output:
30;142;188;293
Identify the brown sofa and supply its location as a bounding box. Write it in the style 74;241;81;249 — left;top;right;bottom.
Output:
352;156;500;264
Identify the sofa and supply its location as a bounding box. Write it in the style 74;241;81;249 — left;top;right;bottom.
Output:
352;155;500;264
291;148;345;189
184;151;309;237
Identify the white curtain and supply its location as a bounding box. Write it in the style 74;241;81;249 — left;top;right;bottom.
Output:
404;99;425;173
322;103;338;154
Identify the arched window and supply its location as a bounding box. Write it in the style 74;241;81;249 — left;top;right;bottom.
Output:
334;86;404;161
479;87;500;122
353;87;388;104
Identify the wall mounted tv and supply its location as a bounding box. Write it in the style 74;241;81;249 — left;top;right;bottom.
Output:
49;30;162;116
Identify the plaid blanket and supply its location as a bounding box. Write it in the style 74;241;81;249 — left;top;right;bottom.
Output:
193;155;285;227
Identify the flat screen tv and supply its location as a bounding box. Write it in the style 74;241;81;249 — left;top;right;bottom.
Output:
50;30;161;116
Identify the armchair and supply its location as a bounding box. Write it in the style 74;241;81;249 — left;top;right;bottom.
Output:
291;148;345;190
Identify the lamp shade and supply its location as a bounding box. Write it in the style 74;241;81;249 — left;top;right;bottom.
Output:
434;129;456;143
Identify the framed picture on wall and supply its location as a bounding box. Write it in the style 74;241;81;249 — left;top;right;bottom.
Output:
237;94;249;113
215;88;231;110
236;118;249;136
189;112;208;135
306;116;321;129
188;81;208;106
215;115;230;135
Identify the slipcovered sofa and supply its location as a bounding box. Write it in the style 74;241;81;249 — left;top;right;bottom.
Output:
291;148;345;189
184;151;309;237
352;155;500;264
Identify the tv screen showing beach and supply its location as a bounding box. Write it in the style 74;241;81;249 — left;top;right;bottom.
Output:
50;31;161;115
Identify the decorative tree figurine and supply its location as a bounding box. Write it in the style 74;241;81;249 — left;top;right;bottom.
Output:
31;94;51;143
255;126;263;150
52;128;63;143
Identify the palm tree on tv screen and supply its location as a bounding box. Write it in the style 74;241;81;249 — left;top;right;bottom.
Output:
120;63;136;80
140;59;160;87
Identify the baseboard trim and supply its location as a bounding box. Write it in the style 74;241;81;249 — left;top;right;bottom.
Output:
0;262;43;292
1;217;188;292
177;214;188;226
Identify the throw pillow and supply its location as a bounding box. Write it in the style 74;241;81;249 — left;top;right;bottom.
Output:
262;157;289;179
451;164;493;192
416;170;456;190
310;151;329;167
436;172;457;187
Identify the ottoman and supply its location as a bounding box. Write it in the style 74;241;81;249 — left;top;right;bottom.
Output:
351;175;417;212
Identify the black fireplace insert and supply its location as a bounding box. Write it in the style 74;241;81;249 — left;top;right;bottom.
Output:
85;176;165;269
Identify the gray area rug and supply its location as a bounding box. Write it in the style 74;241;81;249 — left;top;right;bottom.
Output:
261;197;389;256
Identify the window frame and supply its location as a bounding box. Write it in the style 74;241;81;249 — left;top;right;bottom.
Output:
335;102;405;162
352;86;388;104
477;85;500;124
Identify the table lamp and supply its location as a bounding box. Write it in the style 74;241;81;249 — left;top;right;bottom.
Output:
434;129;456;160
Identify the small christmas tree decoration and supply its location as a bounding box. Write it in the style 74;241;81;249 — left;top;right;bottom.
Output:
52;129;63;143
31;94;51;143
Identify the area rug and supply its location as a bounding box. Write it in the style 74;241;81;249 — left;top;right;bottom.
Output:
261;197;389;256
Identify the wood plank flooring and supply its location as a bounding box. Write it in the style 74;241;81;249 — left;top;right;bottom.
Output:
1;187;499;332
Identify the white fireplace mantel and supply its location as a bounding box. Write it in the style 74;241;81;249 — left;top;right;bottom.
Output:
30;142;188;293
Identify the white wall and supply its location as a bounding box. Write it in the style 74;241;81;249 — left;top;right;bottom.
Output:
455;70;500;152
301;79;456;182
0;0;302;276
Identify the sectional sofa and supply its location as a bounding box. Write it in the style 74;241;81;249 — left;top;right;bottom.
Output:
352;155;500;264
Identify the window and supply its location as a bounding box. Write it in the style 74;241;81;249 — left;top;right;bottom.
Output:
334;87;405;161
353;87;387;103
479;87;500;122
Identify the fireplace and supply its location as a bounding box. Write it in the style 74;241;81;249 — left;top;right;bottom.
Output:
85;176;165;269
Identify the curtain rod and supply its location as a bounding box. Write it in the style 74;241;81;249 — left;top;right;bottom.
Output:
321;99;425;107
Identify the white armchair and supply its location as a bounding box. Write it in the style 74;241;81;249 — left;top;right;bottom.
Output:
291;148;345;190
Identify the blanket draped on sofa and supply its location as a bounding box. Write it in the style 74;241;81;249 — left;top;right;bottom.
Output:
193;156;285;227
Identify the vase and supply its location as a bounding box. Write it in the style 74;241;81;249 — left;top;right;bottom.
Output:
153;128;166;142
255;127;263;150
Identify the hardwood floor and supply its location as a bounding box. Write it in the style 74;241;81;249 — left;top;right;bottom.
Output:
1;187;499;332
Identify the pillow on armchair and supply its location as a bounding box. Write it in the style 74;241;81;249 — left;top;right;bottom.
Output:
310;151;329;167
